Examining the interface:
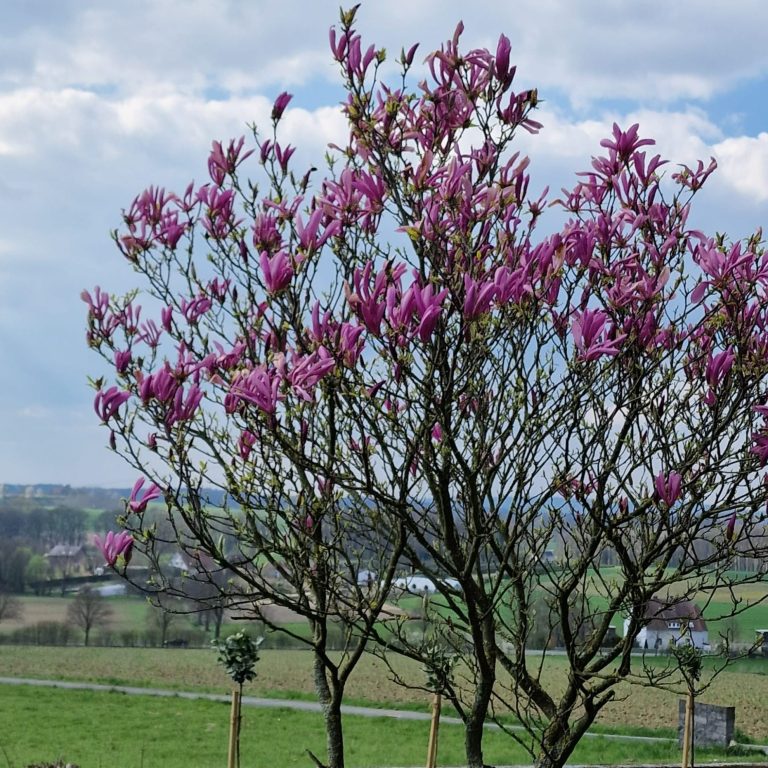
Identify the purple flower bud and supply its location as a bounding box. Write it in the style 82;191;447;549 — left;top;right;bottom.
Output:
495;34;511;83
272;92;293;122
654;471;682;508
403;42;419;67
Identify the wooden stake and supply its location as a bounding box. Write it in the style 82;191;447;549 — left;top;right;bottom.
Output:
681;691;693;768
228;687;242;768
426;692;442;768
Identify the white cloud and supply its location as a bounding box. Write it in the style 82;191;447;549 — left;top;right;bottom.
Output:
712;133;768;203
4;1;768;107
0;87;346;163
0;0;767;485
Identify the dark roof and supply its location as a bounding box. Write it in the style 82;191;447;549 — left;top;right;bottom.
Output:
44;544;84;558
644;598;707;631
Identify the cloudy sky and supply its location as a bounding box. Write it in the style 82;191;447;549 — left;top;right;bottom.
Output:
1;0;767;487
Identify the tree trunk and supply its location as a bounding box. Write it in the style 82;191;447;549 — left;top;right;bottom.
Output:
322;698;345;768
464;711;486;768
534;753;564;768
534;712;595;768
463;611;496;768
464;671;494;768
534;735;572;768
313;650;345;768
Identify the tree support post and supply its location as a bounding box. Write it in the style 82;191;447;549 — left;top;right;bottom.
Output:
681;689;694;768
228;686;242;768
427;691;442;768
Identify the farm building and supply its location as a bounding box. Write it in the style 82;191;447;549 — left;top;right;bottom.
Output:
393;574;437;594
357;569;377;586
44;544;90;575
624;597;709;650
391;575;462;594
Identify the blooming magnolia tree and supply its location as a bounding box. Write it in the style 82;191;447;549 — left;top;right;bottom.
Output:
85;8;768;768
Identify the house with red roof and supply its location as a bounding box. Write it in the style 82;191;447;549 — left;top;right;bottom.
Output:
624;597;709;650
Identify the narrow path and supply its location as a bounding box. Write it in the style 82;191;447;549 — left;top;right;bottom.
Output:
0;675;662;744
2;676;767;754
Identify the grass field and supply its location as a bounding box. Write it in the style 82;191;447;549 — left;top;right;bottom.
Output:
3;646;768;742
0;595;151;633
0;684;758;768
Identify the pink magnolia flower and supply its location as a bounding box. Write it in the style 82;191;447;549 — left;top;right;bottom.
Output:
207;137;253;187
274;143;296;174
572;309;626;361
337;323;365;367
654;471;682;508
288;347;336;402
599;123;655;162
494;33;512;85
296;209;341;253
402;42;419;67
81;286;110;322
260;250;293;294
229;366;283;415
167;384;203;426
398;282;447;342
114;350;132;374
128;477;163;513
94;387;131;422
463;274;496;320
94;530;134;568
345;261;406;336
181;295;213;325
139;367;177;403
138;319;162;348
238;430;257;461
751;433;768;466
703;348;735;405
705;349;735;390
197;186;238;239
161;306;173;332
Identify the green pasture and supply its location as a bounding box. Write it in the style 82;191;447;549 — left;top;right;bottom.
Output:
0;595;151;633
6;566;768;648
0;683;758;768
3;646;768;740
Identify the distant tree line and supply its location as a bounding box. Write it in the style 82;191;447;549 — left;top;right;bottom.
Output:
0;503;121;594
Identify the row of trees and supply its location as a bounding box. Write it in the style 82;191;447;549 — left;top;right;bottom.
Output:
0;504;119;594
86;8;768;768
0;504;93;545
0;588;213;647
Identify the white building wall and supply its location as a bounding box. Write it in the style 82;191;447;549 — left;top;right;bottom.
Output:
625;619;708;649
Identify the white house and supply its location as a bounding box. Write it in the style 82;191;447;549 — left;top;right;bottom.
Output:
357;569;377;586
625;598;709;650
393;574;437;594
391;575;462;595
